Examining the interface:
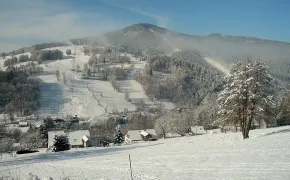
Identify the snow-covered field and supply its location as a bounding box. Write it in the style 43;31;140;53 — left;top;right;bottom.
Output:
0;126;290;180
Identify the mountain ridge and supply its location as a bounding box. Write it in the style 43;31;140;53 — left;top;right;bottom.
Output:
3;23;290;54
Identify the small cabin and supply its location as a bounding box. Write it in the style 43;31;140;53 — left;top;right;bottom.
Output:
190;126;207;135
47;130;91;148
125;129;158;144
19;121;28;127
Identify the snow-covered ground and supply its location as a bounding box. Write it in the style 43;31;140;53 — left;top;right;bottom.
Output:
0;126;289;180
204;57;230;74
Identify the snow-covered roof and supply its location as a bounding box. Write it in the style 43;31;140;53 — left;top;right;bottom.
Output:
126;130;143;141
191;126;206;134
48;130;65;148
126;129;158;141
19;121;28;126
140;130;149;137
68;130;90;146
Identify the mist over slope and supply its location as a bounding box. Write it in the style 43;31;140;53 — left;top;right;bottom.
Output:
89;23;290;61
77;23;290;82
4;23;290;82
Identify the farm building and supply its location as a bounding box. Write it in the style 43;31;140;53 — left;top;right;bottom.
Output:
68;130;91;148
47;130;91;148
190;126;207;135
18;121;28;127
125;129;158;144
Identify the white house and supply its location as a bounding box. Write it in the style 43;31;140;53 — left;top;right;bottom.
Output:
47;130;91;148
125;129;158;144
68;130;90;148
190;126;207;135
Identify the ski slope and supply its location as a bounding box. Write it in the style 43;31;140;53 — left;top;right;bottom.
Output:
0;126;289;180
36;46;137;119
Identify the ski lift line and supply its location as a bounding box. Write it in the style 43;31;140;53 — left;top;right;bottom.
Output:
85;83;108;113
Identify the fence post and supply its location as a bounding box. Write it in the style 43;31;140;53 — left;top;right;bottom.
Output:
129;154;133;180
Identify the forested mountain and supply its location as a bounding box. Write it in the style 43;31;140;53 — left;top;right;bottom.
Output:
3;23;290;83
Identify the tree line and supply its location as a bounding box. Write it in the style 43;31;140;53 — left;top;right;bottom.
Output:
0;70;40;119
3;49;63;67
1;42;67;57
133;51;223;106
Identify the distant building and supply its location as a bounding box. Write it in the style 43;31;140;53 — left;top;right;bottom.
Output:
47;130;91;148
68;130;90;148
190;126;207;135
19;121;28;127
125;129;158;144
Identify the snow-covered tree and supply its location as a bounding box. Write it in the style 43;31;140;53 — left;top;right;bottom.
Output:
0;137;15;152
53;134;70;152
114;129;124;145
39;118;54;139
216;59;275;139
55;69;60;81
20;132;42;150
277;92;290;126
155;115;170;139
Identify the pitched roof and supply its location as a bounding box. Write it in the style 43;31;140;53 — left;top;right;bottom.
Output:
126;130;143;141
68;130;90;146
126;129;158;141
191;126;206;134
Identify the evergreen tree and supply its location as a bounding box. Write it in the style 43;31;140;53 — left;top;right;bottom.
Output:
277;92;290;126
114;129;124;145
39;117;54;139
216;59;275;139
53;134;70;152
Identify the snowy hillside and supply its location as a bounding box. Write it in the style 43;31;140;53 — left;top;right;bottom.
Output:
0;126;289;180
0;45;174;121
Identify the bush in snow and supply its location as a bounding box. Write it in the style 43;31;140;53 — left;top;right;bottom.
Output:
0;137;15;152
66;49;71;55
53;134;70;152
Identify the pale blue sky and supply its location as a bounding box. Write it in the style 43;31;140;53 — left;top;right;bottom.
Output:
1;0;289;52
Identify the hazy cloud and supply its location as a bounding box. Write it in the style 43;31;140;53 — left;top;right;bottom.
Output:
0;0;126;52
100;0;169;27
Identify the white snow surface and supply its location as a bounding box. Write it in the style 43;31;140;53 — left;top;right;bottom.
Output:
0;126;290;180
204;57;230;74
